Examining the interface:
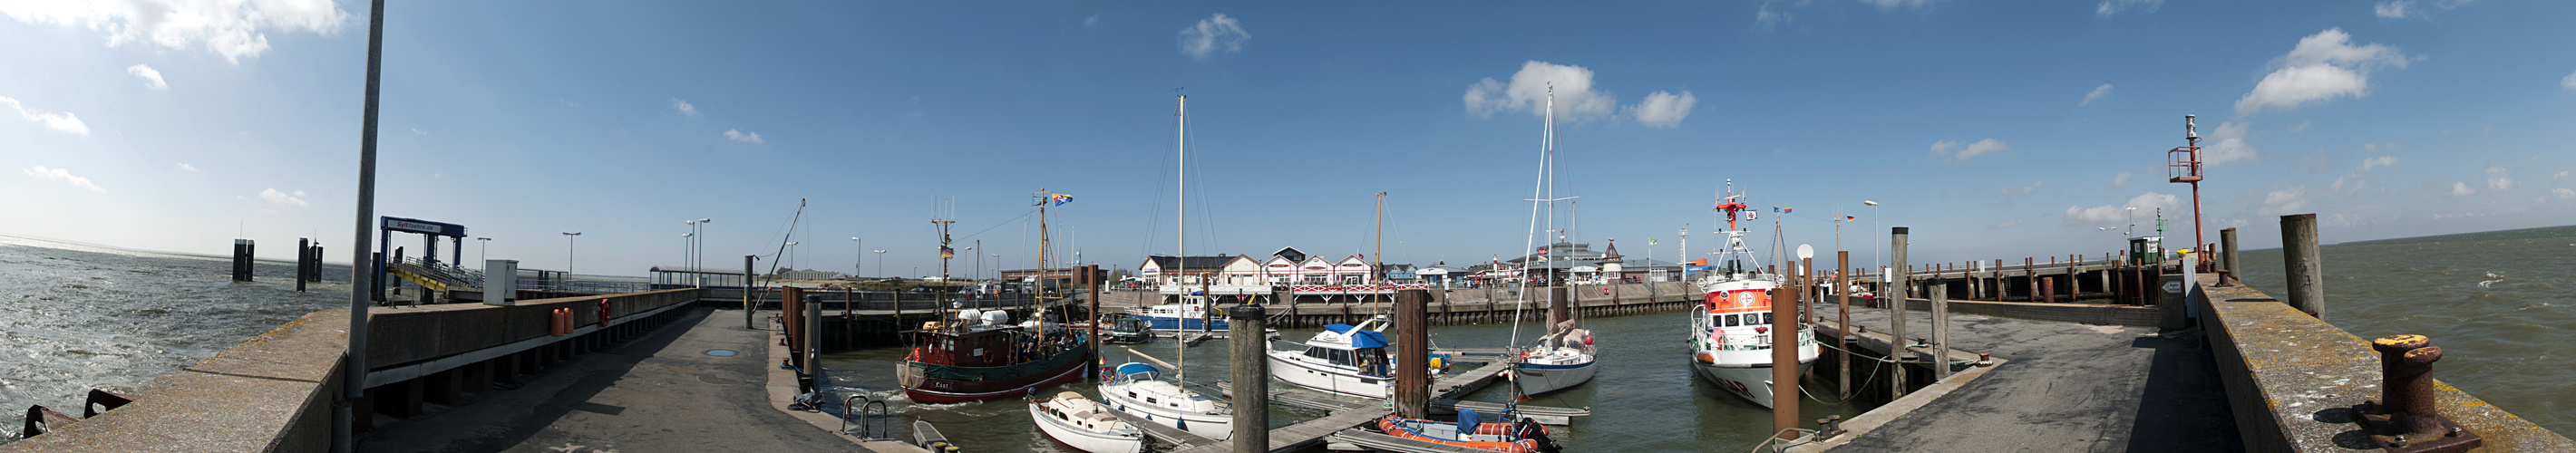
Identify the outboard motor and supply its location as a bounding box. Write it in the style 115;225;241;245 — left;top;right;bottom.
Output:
1517;418;1560;453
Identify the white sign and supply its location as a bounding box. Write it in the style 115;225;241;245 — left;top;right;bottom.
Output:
2163;281;2184;294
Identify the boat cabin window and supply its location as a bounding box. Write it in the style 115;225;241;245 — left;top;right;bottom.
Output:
1147;397;1159;404
1329;349;1354;366
1305;347;1329;360
1724;314;1739;327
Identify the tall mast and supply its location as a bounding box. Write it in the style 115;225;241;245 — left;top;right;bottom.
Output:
1175;93;1188;383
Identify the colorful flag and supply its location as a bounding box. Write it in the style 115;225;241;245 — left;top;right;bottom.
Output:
1845;216;1857;221
1050;193;1074;206
1535;246;1550;256
1648;238;1658;245
940;246;955;259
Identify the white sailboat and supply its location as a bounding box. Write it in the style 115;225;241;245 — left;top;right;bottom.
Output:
1507;85;1599;398
1030;391;1145;453
1099;92;1236;440
1687;181;1821;409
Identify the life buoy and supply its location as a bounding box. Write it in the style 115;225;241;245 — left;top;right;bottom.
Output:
597;298;612;328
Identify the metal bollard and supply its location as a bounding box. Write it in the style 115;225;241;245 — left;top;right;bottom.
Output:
2353;334;2481;452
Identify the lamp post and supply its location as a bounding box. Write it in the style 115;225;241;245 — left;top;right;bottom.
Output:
2125;207;2138;238
561;232;581;276
696;218;713;286
991;254;1001;282
1863;200;1881;284
851;237;863;280
872;250;886;280
965;244;977;280
681;233;693;284
475;237;491;265
685;220;697;282
786;242;801;273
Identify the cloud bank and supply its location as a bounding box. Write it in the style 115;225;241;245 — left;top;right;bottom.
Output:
1177;14;1249;60
2235;28;2412;116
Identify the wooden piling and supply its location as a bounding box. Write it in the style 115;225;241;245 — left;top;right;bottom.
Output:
1836;250;1852;400
1395;290;1429;419
2280;214;2324;320
1890;226;1910;399
1771;280;1802;439
1230;303;1270;451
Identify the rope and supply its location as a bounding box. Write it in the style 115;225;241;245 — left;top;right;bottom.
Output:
1744;428;1820;453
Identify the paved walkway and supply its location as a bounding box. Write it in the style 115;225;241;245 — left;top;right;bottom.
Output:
1818;304;2243;452
357;307;856;453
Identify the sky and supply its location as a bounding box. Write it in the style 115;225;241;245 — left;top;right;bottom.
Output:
5;0;2574;278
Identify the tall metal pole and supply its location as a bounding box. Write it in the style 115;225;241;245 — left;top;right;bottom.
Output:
561;232;580;275
337;1;386;449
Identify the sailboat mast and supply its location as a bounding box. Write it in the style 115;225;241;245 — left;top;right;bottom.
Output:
1175;93;1188;384
1543;84;1558;318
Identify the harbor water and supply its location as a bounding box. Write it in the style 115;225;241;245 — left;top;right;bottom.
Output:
817;310;1873;452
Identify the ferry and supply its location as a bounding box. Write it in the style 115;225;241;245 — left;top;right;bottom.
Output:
1129;294;1230;331
1686;183;1821;409
1267;314;1447;399
897;308;1092;403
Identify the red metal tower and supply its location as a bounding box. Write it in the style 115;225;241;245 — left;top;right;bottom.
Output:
2167;114;2204;262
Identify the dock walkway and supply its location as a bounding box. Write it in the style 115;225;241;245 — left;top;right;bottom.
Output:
354;308;861;452
1807;303;2241;452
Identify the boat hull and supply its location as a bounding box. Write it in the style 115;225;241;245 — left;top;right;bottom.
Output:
1691;360;1814;409
1510;359;1599;397
1030;401;1144;453
899;352;1093;404
1135;314;1229;332
1100;389;1235;440
1268;351;1392;399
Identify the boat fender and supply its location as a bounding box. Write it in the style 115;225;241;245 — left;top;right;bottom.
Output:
1582;333;1593;345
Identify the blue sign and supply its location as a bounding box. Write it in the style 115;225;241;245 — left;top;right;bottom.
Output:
1684;265;1713;275
382;217;466;236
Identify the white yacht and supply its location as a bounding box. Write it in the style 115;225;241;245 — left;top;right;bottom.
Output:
1268;314;1444;399
1098;362;1233;440
1029;391;1144;453
1512;325;1599;397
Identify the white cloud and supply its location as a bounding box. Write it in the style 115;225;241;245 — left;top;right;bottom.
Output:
671;98;697;117
2487;166;2517;190
2358;156;2397;172
22;166;105;193
2376;1;2415;18
2078;83;2114;106
2259;186;2310;216
2562;70;2576;91
724;129;763;144
2234;28;2411;116
1628;91;1696;129
1755;3;1793;29
2553;188;2575;199
1860;0;1940;8
126;64;165;89
2109;171;2133;189
2066;192;2178;223
2204;121;2256;165
176;162;199;172
2556;170;2570;180
2011;179;2044;195
1;0;349;64
1463;61;1620;122
1083;13;1102;28
2288;121;2311;132
2096;0;2163;16
2448;181;2476;197
1176;14;1249;61
1930;138;2012;163
410;128;424;136
0;95;90;136
1990;219;2025;229
258;188;306;207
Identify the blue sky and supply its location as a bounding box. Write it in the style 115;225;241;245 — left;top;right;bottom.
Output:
5;0;2574;277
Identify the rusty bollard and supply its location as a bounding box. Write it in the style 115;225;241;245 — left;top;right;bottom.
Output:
2354;334;2481;452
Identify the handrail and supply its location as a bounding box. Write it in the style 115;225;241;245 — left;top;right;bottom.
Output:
841;394;893;439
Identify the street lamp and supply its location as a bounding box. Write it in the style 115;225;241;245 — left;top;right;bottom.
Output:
851;237;863;280
561;232;581;276
964;245;977;280
680;233;694;277
2124;207;2138;238
871;250;887;280
1863;200;1881;284
786;242;801;272
475;237;491;265
697;218;713;285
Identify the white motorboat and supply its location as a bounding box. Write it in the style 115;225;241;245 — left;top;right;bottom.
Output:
1099;362;1233;440
1268;314;1444;399
1030;391;1144;453
1686;183;1821;409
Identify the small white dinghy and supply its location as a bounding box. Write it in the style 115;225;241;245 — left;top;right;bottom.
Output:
1030;391;1144;453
